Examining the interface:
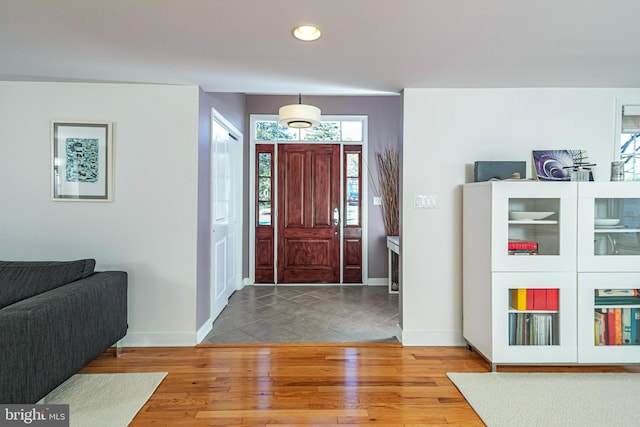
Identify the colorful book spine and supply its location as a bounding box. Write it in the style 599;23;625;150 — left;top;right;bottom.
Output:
546;289;559;311
596;289;639;297
533;289;547;310
527;290;535;310
595;307;640;346
594;309;605;345
510;288;560;311
510;289;527;310
607;309;616;345
622;308;632;345
509;312;556;345
615;308;623;345
508;241;538;251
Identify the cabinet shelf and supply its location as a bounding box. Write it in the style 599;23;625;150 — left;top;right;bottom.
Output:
594;228;640;233
508;309;559;314
594;304;640;308
509;220;558;225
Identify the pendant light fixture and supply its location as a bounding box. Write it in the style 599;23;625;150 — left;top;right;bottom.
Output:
278;94;321;128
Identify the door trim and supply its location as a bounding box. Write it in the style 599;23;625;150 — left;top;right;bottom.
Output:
248;114;369;285
210;107;243;321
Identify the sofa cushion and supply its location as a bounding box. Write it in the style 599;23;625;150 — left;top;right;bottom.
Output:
0;259;96;309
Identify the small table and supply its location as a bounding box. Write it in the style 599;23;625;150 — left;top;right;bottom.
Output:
386;236;399;294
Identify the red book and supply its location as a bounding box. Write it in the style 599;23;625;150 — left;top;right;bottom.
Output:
533;289;547;310
546;289;559;311
526;289;534;311
607;309;616;345
508;241;538;251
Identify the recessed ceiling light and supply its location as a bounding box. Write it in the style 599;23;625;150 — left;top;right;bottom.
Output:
292;24;322;42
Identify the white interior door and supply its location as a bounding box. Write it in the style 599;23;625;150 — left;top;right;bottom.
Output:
211;113;242;321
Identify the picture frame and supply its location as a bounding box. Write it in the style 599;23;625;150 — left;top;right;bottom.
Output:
532;149;594;181
51;121;113;201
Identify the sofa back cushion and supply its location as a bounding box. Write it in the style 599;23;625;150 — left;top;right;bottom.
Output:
0;259;96;309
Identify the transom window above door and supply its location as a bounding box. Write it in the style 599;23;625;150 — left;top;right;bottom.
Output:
254;119;364;142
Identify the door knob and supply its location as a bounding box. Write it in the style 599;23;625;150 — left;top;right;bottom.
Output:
333;207;340;226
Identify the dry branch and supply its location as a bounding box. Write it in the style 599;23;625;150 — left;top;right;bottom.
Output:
374;147;400;236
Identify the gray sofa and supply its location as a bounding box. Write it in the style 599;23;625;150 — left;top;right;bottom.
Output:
0;259;127;404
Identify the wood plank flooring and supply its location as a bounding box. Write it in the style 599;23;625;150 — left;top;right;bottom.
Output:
80;344;640;426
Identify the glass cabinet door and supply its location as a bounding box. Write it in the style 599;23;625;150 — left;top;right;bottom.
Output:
493;272;577;364
578;182;640;272
492;181;577;272
577;273;640;363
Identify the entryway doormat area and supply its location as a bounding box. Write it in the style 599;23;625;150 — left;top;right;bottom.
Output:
447;372;640;427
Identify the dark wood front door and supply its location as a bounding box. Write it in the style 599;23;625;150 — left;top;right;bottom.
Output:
277;144;340;283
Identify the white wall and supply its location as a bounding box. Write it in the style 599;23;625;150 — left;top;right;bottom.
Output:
0;81;201;346
401;88;640;345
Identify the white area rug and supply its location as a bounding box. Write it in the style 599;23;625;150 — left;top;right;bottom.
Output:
41;373;167;427
447;372;640;427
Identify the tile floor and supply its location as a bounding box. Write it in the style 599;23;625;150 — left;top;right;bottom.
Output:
201;285;399;344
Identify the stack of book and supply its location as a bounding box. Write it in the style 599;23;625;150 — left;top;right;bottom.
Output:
594;289;640;305
510;288;559;311
509;288;559;346
508;240;538;256
509;312;557;345
594;289;640;346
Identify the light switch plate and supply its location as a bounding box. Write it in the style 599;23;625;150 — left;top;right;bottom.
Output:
414;194;437;208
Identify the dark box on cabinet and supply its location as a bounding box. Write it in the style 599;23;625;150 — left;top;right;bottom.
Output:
474;161;527;182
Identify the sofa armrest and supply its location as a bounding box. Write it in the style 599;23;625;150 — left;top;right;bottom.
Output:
0;271;127;403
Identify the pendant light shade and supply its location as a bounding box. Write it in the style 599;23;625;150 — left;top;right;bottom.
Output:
278;95;321;128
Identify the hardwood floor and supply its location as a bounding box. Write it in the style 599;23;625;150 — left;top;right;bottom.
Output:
81;345;640;426
82;345;488;426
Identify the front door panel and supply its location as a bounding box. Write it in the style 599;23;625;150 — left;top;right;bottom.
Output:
278;144;340;283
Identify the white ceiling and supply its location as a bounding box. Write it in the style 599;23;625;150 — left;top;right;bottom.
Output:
1;0;639;95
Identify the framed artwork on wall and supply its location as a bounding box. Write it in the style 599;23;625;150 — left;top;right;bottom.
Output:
51;121;113;201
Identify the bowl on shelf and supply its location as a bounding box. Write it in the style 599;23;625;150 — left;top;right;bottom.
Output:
594;218;620;227
509;211;555;221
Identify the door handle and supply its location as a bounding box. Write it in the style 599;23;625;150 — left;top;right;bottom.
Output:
333;207;340;226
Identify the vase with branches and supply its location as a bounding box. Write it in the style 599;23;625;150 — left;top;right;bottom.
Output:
373;146;400;237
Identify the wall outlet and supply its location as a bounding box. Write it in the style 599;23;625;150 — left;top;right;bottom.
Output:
373;196;382;206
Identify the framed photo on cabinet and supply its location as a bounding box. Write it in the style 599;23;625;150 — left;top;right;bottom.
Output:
51;121;113;201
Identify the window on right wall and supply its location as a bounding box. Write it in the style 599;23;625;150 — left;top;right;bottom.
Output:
620;104;640;181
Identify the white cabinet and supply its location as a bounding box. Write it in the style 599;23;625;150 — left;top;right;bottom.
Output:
463;181;640;368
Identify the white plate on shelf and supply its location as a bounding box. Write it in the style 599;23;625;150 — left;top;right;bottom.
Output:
509;211;555;221
594;218;620;226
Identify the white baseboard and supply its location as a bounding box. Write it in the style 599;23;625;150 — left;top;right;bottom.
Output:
121;332;197;347
367;277;388;286
242;277;388;287
395;324;403;343
196;318;214;343
400;329;466;346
